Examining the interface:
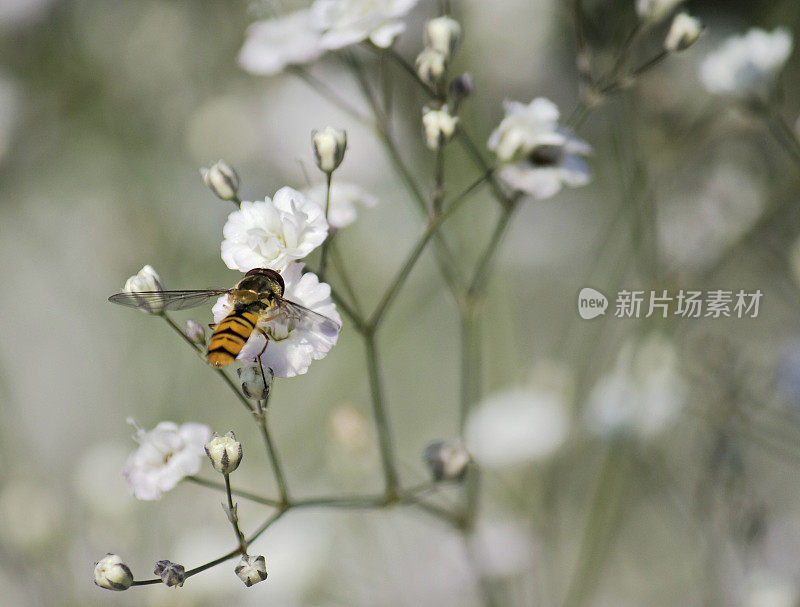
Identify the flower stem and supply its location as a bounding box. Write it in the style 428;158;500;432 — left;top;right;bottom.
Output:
185;476;280;507
363;331;399;501
224;473;248;555
318;172;334;279
255;394;290;506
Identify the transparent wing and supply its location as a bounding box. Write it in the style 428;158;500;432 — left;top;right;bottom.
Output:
108;289;230;312
271;296;341;339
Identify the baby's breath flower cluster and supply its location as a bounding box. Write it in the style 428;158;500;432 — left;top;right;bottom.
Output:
94;0;769;600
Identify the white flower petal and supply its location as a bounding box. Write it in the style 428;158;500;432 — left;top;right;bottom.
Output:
238;10;324;76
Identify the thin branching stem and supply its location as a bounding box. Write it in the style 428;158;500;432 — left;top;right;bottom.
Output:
363;331;400;500
255;393;291;505
318;171;335;279
186;476;281;507
224;473;248;554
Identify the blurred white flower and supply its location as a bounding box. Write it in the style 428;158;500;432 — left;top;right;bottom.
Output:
122;420;212;500
422;105;459;150
238;9;324;76
221;187;328;272
488;97;591;199
636;0;683;22
425;15;461;58
212;262;340;378
585;334;686;439
303;181;378;228
700;28;793;96
744;569;798;607
466;385;569;467
472;520;535;579
311;0;419;50
664;12;702;53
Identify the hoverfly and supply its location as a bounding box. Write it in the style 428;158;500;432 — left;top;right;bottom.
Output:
109;268;341;367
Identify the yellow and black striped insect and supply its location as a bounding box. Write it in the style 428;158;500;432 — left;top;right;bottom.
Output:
108;268;340;367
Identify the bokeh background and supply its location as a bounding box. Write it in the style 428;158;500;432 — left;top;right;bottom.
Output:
2;0;800;605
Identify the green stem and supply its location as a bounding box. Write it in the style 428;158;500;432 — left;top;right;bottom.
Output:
256;393;290;505
185;476;280;507
318;171;334;279
363;331;399;500
458;304;481;433
368;173;489;329
224;473;248;554
562;444;630;607
467;202;519;298
330;241;365;318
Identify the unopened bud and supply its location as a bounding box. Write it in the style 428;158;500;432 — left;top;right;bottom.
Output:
664;12;702;52
123;265;164;313
312;126;347;173
154;560;185;588
235;554;268;587
93;553;133;591
449;73;473;104
422;106;459;150
425;16;461;58
238;362;272;399
201;160;240;202
185;319;205;345
205;431;243;475
424;440;471;482
416;48;448;88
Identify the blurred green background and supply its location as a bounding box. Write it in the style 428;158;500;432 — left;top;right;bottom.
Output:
2;0;800;605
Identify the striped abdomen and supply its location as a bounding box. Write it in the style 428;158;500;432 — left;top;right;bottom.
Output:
207;308;259;367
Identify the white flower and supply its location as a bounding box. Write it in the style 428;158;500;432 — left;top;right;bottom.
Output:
311;0;419;50
122;420;212;500
488;97;591;200
636;0;683;22
466;386;569;467
221;187;328;272
238;9;324;76
312;126;347;173
93;554;133;591
303;181;378;228
123;265;164;313
664;12;702;52
425;16;461;58
700;27;793;96
235;554;268;587
422;105;459;150
585;334;685;439
212;262;341;378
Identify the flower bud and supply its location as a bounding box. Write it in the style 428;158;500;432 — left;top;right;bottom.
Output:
237;362;272;399
449;73;473;104
93;554;133;591
425;16;461;58
205;431;243;475
416;48;448;88
123;265;164;313
235;554;268;587
312;126;347;173
185;319;205;345
424;440;471;482
200;160;240;202
422;106;459;150
154;560;185;587
664;12;702;52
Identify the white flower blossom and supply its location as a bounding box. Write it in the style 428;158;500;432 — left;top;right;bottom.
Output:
221;187;328;272
636;0;683;22
585;334;685;439
311;0;419;50
664;12;702;52
212;262;341;378
700;28;793;96
488;97;591;199
466;385;569;467
303;181;378;228
238;9;324;76
122;420;212;500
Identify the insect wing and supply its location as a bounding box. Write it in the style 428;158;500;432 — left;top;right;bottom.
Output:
108;289;230;312
273;297;341;339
